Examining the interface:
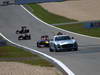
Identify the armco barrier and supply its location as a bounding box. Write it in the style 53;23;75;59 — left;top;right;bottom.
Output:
15;0;64;4
0;33;75;75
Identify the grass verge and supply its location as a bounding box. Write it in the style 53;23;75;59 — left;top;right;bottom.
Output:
0;46;53;67
25;4;77;24
56;23;100;37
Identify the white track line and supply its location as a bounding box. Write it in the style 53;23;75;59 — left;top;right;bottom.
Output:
21;5;100;40
0;33;74;75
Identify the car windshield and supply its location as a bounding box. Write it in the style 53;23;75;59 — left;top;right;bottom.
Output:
55;36;71;41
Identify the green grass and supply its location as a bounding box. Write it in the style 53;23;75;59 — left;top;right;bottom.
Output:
26;4;77;24
56;23;100;37
0;46;53;67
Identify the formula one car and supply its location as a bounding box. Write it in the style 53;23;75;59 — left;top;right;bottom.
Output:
18;34;31;40
57;32;63;35
16;26;29;34
37;35;49;48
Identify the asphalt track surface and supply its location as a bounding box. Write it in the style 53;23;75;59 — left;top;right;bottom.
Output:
0;5;100;75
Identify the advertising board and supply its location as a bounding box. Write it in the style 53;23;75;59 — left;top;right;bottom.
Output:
84;21;100;28
15;0;64;4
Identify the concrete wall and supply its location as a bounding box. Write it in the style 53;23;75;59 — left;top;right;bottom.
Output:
15;0;64;4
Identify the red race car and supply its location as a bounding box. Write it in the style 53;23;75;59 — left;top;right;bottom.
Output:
37;35;49;48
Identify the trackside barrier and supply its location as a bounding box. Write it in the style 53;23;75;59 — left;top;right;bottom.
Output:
15;0;64;4
0;33;75;75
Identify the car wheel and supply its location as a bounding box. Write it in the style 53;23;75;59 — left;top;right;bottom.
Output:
18;37;22;40
49;47;53;52
73;47;78;51
73;43;78;51
37;43;40;48
54;45;58;52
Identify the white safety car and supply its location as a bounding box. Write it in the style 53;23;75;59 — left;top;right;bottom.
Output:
49;35;78;52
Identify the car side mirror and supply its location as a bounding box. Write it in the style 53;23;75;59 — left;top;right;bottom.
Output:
72;37;74;39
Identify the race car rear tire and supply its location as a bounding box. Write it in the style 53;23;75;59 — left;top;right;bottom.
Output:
37;43;40;48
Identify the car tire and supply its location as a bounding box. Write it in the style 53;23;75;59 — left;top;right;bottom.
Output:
49;47;53;52
73;43;78;51
73;47;78;51
54;45;58;52
37;43;40;48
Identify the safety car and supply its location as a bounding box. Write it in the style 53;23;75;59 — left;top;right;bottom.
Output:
49;35;78;52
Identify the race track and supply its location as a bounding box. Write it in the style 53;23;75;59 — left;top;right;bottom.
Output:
0;5;100;75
